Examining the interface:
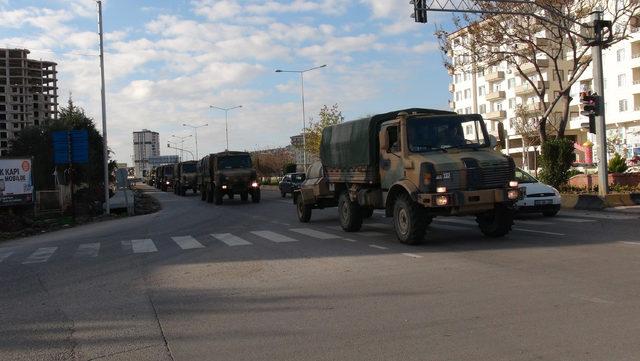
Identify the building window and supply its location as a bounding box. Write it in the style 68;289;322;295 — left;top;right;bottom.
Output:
454;74;460;83
465;124;473;135
508;98;516;109
618;73;626;87
478;85;485;96
619;99;628;111
465;107;472;114
463;72;470;81
456;91;461;101
507;78;516;89
509;118;515;129
617;49;625;62
13;123;19;128
553;70;564;81
479;104;486;113
494;83;502;91
495;102;503;111
464;89;471;99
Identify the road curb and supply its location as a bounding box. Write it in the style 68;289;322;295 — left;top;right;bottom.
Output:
561;193;640;211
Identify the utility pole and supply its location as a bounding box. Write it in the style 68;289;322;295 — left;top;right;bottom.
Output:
171;134;192;162
97;1;109;214
210;105;242;151
183;123;208;159
591;10;610;196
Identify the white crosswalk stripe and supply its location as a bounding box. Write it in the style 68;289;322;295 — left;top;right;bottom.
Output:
435;218;477;226
171;236;205;249
131;239;157;253
75;243;100;258
290;228;340;239
555;218;595;223
23;247;57;264
512;227;565;236
0;250;14;263
251;230;299;243
212;233;252;246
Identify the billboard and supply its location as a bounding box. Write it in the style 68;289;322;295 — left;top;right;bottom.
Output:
0;158;34;207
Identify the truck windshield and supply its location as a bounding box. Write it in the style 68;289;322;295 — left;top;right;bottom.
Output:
182;163;196;173
292;174;306;182
164;167;173;176
407;116;489;152
218;156;252;169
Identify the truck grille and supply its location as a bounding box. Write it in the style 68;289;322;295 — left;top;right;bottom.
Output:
479;160;513;189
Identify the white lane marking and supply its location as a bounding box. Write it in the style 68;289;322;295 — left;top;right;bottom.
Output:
620;241;640;246
358;231;386;237
326;225;343;231
402;253;423;258
251;231;299;243
74;243;100;258
515;219;555;225
571;294;614;304
0;250;14;263
367;223;392;229
131;239;158;253
23;247;58;264
212;233;252;246
556;218;595;223
369;244;388;250
436;218;477;226
343;238;357;242
121;240;132;252
562;213;636;220
430;224;471;231
171;236;205;249
513;227;565;236
290;228;341;239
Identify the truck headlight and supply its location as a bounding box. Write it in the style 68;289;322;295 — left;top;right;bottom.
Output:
436;186;447;193
507;189;519;200
509;180;519;188
436;195;449;206
222;185;227;189
251;182;259;188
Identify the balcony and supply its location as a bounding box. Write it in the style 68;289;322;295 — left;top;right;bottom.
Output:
485;71;505;82
515;81;548;96
519;59;549;74
485;90;506;101
448;83;455;92
484;110;506;120
535;38;550;47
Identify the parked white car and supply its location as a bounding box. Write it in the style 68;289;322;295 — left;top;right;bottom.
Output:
515;168;562;217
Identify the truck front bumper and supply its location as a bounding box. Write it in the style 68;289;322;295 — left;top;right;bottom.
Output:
416;188;519;213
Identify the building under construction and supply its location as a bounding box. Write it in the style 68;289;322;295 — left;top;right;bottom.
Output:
0;48;58;156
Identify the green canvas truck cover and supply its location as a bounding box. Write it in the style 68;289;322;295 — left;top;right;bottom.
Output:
320;108;455;170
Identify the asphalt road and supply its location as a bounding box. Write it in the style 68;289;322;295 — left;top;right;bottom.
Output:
1;185;640;361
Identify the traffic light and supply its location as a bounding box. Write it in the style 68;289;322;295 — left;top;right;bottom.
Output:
580;91;599;134
410;0;427;23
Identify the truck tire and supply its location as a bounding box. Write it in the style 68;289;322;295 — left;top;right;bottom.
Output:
338;192;363;232
476;206;513;237
200;186;206;201
206;185;214;203
363;207;374;218
296;196;312;223
241;192;248;201
252;189;261;203
393;194;426;244
181;187;186;196
281;191;286;198
214;188;223;205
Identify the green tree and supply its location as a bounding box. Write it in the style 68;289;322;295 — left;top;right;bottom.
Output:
299;104;344;158
538;138;575;188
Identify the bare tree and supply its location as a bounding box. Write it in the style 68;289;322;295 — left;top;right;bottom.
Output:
513;104;543;170
436;0;640;142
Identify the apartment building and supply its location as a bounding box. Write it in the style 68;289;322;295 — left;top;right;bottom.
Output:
448;20;640;169
133;129;160;178
0;48;58;156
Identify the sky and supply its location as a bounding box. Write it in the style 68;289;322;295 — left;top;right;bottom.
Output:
0;0;452;163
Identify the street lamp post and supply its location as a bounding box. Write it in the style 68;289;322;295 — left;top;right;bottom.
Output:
171;134;192;161
183;123;208;159
275;64;327;170
209;105;242;151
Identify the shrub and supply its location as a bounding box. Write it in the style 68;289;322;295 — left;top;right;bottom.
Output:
283;162;297;174
608;153;628;173
538;138;575;188
566;169;584;178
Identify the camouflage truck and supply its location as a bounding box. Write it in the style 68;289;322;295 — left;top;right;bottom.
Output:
197;151;260;205
293;108;521;244
159;164;176;192
173;160;198;196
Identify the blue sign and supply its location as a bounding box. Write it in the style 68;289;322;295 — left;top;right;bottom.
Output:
52;130;89;165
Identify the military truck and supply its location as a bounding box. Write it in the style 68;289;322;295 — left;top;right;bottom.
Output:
293;108;521;244
197;151;260;204
159;164;175;192
174;160;198;196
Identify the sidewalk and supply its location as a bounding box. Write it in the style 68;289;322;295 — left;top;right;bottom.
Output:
603;205;640;214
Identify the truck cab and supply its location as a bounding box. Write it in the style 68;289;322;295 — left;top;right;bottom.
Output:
295;108;520;244
174;160;198;196
198;151;260;204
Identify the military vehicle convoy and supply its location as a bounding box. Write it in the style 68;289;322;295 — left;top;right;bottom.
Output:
173;160;198;196
293;108;521;244
197;151;261;204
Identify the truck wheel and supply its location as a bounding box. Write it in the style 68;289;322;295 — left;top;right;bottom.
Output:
297;196;312;222
281;191;286;198
476;206;513;237
214;189;223;205
338;192;363;232
252;189;261;203
241;192;248;201
363;207;374;218
393;194;426;244
206;185;214;203
200;186;206;201
181;187;186;196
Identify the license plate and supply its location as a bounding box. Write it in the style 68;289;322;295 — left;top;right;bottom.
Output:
535;199;553;205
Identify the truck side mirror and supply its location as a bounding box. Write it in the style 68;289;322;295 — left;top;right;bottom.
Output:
489;134;498;148
379;131;389;151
